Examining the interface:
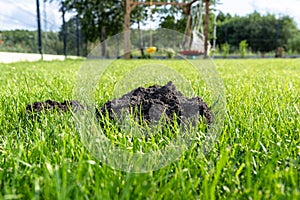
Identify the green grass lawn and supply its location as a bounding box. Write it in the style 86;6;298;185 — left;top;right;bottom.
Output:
0;59;299;199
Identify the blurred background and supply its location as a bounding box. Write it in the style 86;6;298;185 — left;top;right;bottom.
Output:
0;0;300;58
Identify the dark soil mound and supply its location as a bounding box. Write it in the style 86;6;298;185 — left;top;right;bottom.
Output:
25;82;212;126
98;81;212;126
26;99;84;114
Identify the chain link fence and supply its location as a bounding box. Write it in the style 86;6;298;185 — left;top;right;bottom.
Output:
0;1;87;57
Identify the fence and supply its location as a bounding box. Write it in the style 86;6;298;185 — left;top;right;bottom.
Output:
0;0;86;57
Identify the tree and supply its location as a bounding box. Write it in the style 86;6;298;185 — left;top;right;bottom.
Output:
159;0;219;56
58;16;88;56
159;15;187;33
64;0;124;42
0;30;62;54
48;0;220;57
287;31;300;53
0;30;36;53
216;12;299;54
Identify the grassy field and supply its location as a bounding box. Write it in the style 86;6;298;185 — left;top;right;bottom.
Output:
0;59;299;199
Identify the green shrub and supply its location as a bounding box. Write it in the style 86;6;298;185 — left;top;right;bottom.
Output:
166;48;175;59
239;40;248;58
221;43;230;58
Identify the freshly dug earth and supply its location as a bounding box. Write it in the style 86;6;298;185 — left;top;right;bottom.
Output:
26;99;84;114
98;81;212;126
26;82;212;126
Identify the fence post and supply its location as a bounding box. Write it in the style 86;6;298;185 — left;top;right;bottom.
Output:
62;0;67;58
76;14;80;56
36;0;43;59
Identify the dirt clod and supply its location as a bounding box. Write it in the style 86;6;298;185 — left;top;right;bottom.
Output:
98;81;212;126
25;82;212;126
26;99;84;114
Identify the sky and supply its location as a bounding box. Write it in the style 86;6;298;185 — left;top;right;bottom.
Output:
0;0;73;31
216;0;300;23
0;0;300;31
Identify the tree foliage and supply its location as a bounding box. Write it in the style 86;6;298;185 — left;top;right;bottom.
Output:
4;1;300;55
60;0;218;42
62;0;124;43
58;16;88;56
159;15;187;33
0;30;36;53
0;30;62;54
216;12;299;53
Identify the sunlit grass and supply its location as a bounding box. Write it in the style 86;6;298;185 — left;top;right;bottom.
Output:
0;59;299;199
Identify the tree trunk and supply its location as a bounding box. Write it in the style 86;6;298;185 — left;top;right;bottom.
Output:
124;0;131;59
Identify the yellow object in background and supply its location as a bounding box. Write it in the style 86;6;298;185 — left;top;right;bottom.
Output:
146;47;157;53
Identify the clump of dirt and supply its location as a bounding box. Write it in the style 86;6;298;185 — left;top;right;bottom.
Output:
26;99;84;114
25;82;212;126
98;81;212;126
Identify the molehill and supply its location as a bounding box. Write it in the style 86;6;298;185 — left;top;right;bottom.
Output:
26;82;212;126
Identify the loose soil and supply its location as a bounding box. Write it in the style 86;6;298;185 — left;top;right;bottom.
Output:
26;82;212;126
26;99;84;114
98;81;212;126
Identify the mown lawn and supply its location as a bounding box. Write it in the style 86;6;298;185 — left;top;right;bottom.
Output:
0;59;299;199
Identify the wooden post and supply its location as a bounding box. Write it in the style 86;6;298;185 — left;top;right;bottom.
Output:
124;0;131;59
185;15;191;49
204;0;210;58
179;1;195;50
123;0;197;59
